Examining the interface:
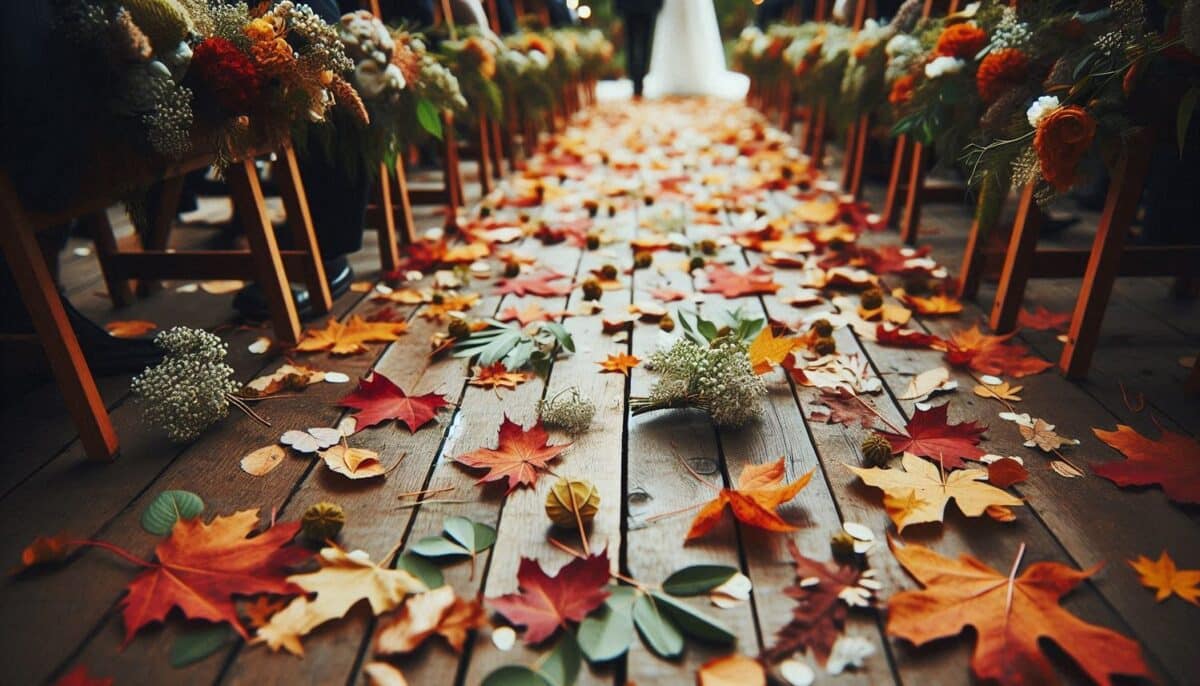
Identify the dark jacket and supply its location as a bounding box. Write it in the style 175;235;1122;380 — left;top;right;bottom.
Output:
615;0;663;15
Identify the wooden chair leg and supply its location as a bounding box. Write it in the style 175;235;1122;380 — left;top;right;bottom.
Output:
840;121;859;191
374;163;401;273
778;81;793;134
899;141;926;244
989;183;1041;333
275;145;331;315
226;158;302;343
957;188;1008;300
849;114;869;199
136;175;186;296
476;115;493;196
392;159;418;245
810;102;828;169
882;136;909;227
0;178;118;461
490;117;504;181
1060;131;1154;378
80;211;135;307
441;111;464;210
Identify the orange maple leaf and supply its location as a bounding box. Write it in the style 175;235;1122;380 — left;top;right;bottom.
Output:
454;416;571;493
104;320;158;338
1093;424;1200;504
747;327;797;374
702;264;781;298
598;353;640;376
470;362;532;389
296;316;407;355
941;325;1052;378
894;290;963;316
1129;550;1200;606
887;539;1151;686
419;293;481;322
686;458;813;540
498;302;557;326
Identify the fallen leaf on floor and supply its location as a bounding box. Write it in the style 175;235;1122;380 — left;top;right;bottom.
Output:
1018;306;1071;330
489;550;610;644
985;457;1029;488
973;379;1022;402
748;327;798;374
339;373;449;433
1093;424;1200;504
280;428;342;454
886;538;1151;686
701;263;781;297
240;445;287;476
697;653;765;686
376;585;485;654
849;453;1022;531
687;458;813;540
200;280;244;295
999;412;1079;452
241;363;326;397
362;662;408;686
879;404;987;469
941;326;1052;378
648;287;687;302
806;388;879;429
296;316;407;355
52;666;112;686
350;281;374;293
105;320;157;338
598;352;640;375
1051;460;1085;478
495;270;573;296
419;293;481;322
875;325;942;349
470;362;533;390
893;290;963;316
320;444;386;479
13;533;72;574
1128;551;1200;606
897;367;956;403
256;546;426;656
762;540;876;665
498;302;557;326
455;416;571;493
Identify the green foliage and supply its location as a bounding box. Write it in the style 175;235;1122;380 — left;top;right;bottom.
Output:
453;320;575;374
141;490;204;536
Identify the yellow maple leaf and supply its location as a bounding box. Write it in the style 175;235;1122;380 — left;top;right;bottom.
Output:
256;546;426;656
419;293;481;322
470;362;532;389
375;585;485;655
296;316;407;355
748;327;798;375
973;381;1023;402
598;353;640;376
1129;551;1200;606
848;453;1023;531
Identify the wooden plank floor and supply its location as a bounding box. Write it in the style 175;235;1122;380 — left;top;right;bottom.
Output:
2;98;1198;686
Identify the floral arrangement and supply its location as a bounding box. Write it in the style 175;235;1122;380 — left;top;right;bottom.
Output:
53;0;359;165
498;32;560;116
440;30;505;120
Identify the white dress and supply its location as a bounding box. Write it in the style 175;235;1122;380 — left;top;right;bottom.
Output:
643;0;749;99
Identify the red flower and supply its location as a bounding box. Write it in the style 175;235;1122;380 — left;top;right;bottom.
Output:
1034;106;1097;192
976;48;1029;103
190;37;262;115
889;73;916;105
935;23;988;59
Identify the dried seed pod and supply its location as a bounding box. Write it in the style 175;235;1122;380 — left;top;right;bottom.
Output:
809;318;833;338
544;478;600;529
688;255;707;271
607;204;617;217
814;336;837;355
581;278;603;301
633;251;653;269
503;261;521;278
659;313;676;332
861;432;893;468
698;239;718;255
430;292;445;305
599;264;618;280
860;288;884;311
830;530;858;563
643;195;654;206
586;233;601;250
447;318;471;340
584;199;599;218
302;502;345;542
479;205;492;218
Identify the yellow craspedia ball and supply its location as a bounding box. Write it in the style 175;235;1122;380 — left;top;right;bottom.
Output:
123;0;194;53
544;478;600;529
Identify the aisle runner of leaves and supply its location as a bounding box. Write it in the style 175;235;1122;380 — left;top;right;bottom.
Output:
20;98;1200;686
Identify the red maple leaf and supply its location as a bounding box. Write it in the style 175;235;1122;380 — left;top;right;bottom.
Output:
941;326;1053;378
687;458;813;540
987;458;1029;488
454;416;571;493
118;509;308;643
648;287;688;302
384;240;445;278
1018;306;1071;331
701;264;781;298
808;388;879;429
497;302;559;326
876;325;943;349
880;404;987;469
339;372;449;433
1093;424;1200;504
53;666;113;686
494;271;573;297
762;540;868;665
489;550;610;644
534;218;592;247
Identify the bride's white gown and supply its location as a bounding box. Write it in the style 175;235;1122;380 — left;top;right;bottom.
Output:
643;0;749;99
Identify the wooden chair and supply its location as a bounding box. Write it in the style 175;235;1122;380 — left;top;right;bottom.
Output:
837;0;873;197
0;143;315;461
956;128;1200;378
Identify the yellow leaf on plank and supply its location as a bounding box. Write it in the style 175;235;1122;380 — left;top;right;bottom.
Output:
319;445;386;479
240;445;286;476
1129;551;1200;606
105;320;158;338
376;585;486;655
748;327;797;375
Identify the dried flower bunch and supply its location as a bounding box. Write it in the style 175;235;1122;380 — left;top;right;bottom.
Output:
131;327;240;442
537;386;596;435
631;339;766;428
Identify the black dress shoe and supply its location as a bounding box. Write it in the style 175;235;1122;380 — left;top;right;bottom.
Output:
233;256;355;322
62;299;163;375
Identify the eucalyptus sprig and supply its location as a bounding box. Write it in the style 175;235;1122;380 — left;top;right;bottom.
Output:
452;319;574;375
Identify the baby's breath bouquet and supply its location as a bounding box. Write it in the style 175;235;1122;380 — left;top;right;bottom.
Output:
630;338;766;428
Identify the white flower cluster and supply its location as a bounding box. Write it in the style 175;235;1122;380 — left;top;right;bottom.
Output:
1025;95;1060;128
924;55;965;79
988;7;1031;52
339;11;406;101
884;34;922;82
131;327;240;443
644;339;766;427
538;387;596;435
418;54;468;110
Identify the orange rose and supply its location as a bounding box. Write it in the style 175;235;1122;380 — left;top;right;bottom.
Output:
976;48;1029;103
889;73;916;105
935;23;987;59
1034;106;1097;191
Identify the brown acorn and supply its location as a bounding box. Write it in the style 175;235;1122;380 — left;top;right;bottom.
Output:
448;318;471;340
479;205;492;218
584;200;599;218
301;502;345;542
503;261;521;278
607;204;617;217
860;288;884;311
659;313;676;332
809;318;833;338
599;264;618;281
586;233;601;250
861;432;893;468
688;255;707;271
830;530;857;564
814;336;837;355
430;292;445;305
698;239;717;255
633;251;653;269
581;278;603;301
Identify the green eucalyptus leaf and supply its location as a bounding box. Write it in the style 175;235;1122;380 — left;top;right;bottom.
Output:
662;565;738;596
650;591;735;644
170;623;232;668
417;98;443;140
396;552;444;589
540;632;582;686
481;666;553;686
577;586;636;662
141;490;204;536
632;592;683;658
443;516;496;553
409;535;469;558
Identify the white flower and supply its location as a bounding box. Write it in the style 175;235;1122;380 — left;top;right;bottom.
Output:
1026;95;1061;128
885;33;921;58
924;55;965;79
826;635;876;675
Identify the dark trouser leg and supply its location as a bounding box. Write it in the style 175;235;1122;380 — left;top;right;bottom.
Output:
625;14;654;97
292;131;369;259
